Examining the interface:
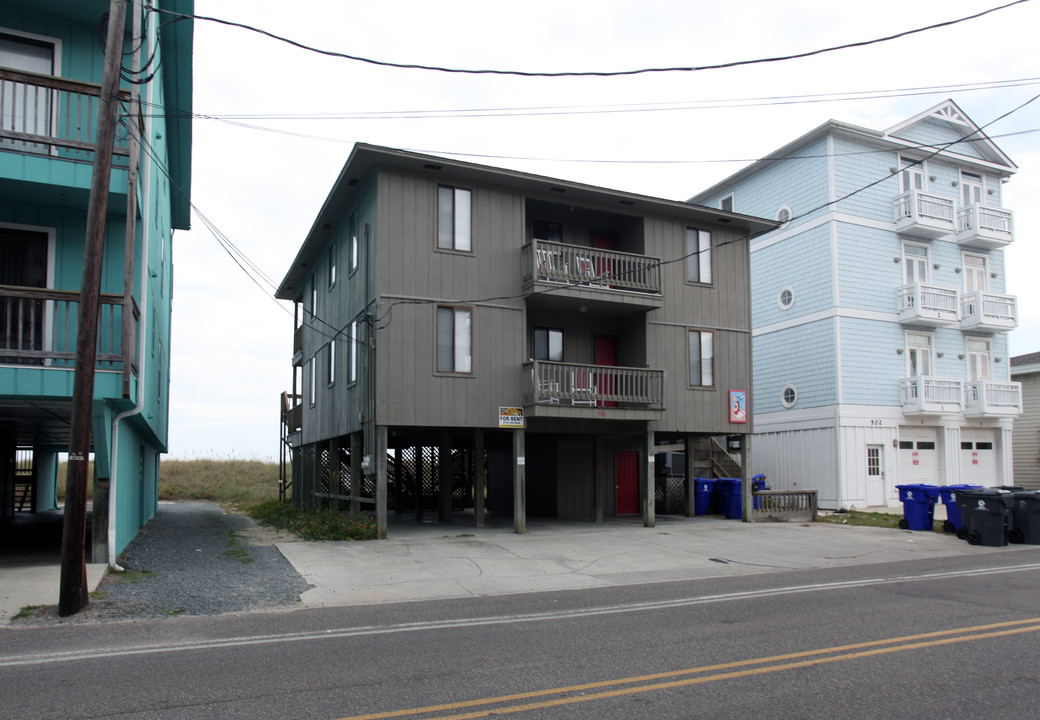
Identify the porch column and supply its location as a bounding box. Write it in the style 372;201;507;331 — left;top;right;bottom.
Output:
329;441;341;512
684;434;696;517
513;428;526;534
309;444;321;510
940;424;961;487
414;444;424;523
741;435;753;523
36;450;59;511
594;436;605;522
438;431;452;523
997;421;1015;486
350;432;362;517
473;429;485;528
91;406;112;562
643;429;655;527
376;425;388;539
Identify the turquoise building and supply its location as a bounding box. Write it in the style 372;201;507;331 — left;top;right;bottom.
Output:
0;0;192;561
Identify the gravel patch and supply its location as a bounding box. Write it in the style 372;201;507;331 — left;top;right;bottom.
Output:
16;501;311;624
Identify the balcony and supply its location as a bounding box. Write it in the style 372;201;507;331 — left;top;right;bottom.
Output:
894;190;956;239
956;203;1014;249
960;291;1017;333
0;68;131;169
897;283;960;326
0;285;138;389
523;360;664;418
964;380;1022;418
901;376;963;415
521;240;663;310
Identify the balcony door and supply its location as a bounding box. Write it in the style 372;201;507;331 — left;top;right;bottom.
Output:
906;332;933;378
903;243;929;284
594;334;617;408
965;338;990;381
963;253;987;293
960;171;983;206
900;156;924;192
0;226;49;363
0;31;56;153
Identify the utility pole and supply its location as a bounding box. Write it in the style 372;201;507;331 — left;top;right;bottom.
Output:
59;0;128;617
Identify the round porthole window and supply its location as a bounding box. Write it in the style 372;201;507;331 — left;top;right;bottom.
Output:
781;385;798;408
778;286;795;310
776;206;792;227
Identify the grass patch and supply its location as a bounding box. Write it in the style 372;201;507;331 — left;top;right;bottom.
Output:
12;605;45;621
107;568;156;584
817;510;907;529
250;499;377;541
224;531;255;564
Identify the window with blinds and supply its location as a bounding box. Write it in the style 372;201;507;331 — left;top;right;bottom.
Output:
688;330;714;387
437;306;472;373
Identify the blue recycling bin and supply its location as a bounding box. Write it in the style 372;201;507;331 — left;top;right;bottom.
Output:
896;484;940;531
715;478;742;520
693;478;716;516
938;485;982;534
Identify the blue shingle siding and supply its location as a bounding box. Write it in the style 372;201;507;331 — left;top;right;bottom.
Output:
892;117;986;161
836;222;902;312
753;318;837;413
751;223;833;325
839;318;905;405
831;136;897;223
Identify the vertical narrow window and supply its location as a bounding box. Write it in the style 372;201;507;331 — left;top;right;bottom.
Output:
963;253;987;293
900;156;924;192
867;447;881;476
688;330;714;387
966;338;991;381
310;272;317;317
437;306;472;373
327;342;335;386
686;228;712;284
960;171;983;206
328;243;336;288
906;332;933;377
902;243;929;283
437;186;472;251
309;356;316;406
349;212;359;272
534;328;564;362
348;320;358;383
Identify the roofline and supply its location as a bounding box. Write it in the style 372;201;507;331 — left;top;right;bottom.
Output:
276;143;778;299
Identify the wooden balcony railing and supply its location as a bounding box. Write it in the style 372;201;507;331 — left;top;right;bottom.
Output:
524;360;664;408
0;68;131;165
0;286;138;376
521;240;662;294
752;489;818;522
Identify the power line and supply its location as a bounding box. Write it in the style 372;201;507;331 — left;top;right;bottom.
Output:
148;1;1031;78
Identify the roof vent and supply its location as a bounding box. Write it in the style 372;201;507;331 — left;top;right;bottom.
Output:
347;178;359;187
424;163;443;171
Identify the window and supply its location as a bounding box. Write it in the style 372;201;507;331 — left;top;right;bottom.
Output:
309;356;316;405
906;332;933;377
688;330;714;387
532;220;562;243
349;212;359;273
781;384;798;408
534;328;563;362
903;242;929;284
867;447;881;476
961;442;973;450
963;253;987;293
976;441;993;450
776;206;792;226
686;228;712;284
720;194;734;213
327;342;336;386
310;272;317;317
778;286;795;310
900;156;924;192
0;32;56;153
348;320;358;383
899;441;914;450
966;338;990;381
437;186;472;251
960;171;983;206
437;306;472;373
328;243;337;288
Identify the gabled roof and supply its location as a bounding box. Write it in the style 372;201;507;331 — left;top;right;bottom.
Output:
688;99;1016;205
275;143;777;299
883;99;1016;171
1011;351;1040;375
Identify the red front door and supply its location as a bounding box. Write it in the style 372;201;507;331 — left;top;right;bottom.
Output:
594;335;617;408
592;233;615;287
616;450;639;514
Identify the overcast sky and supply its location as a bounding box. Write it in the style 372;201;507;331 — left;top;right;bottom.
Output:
167;0;1040;460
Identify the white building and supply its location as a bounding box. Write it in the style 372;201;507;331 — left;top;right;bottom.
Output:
689;100;1022;509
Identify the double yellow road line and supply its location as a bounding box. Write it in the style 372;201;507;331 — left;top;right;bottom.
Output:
340;617;1040;720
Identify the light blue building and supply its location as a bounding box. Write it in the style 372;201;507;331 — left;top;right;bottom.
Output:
0;0;193;560
689;100;1021;509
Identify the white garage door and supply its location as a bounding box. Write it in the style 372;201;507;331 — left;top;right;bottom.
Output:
960;429;996;486
898;426;939;485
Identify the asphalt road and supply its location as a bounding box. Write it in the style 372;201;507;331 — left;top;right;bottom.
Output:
2;550;1038;719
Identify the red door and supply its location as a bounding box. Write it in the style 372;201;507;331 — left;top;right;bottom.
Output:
594;335;617;408
592;233;615;287
616;451;639;514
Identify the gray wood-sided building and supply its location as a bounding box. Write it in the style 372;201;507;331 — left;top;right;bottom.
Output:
276;144;775;537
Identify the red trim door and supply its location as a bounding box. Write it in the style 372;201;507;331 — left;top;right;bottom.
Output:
592;232;615;287
616;450;639;514
594;334;617;408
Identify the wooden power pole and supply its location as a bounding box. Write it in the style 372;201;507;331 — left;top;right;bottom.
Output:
59;0;128;617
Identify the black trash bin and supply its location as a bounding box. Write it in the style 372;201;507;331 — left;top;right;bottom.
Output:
1008;490;1040;545
955;488;1015;546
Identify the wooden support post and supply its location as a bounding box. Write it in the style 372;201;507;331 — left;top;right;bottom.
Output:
350;432;361;517
60;0;126;617
329;441;341;512
310;445;321;510
438;431;452;523
684;434;696;517
414;445;424;523
742;435;753;523
593;437;604;522
473;429;485;528
513;428;526;534
376;425;388;539
643;429;655;527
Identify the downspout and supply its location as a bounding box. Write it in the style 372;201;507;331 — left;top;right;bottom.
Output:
108;0;150;568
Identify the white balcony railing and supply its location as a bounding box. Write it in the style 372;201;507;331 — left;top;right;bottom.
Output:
964;380;1022;417
894;190;956;238
897;283;960;326
956;204;1014;249
960;291;1017;332
901;376;963;414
